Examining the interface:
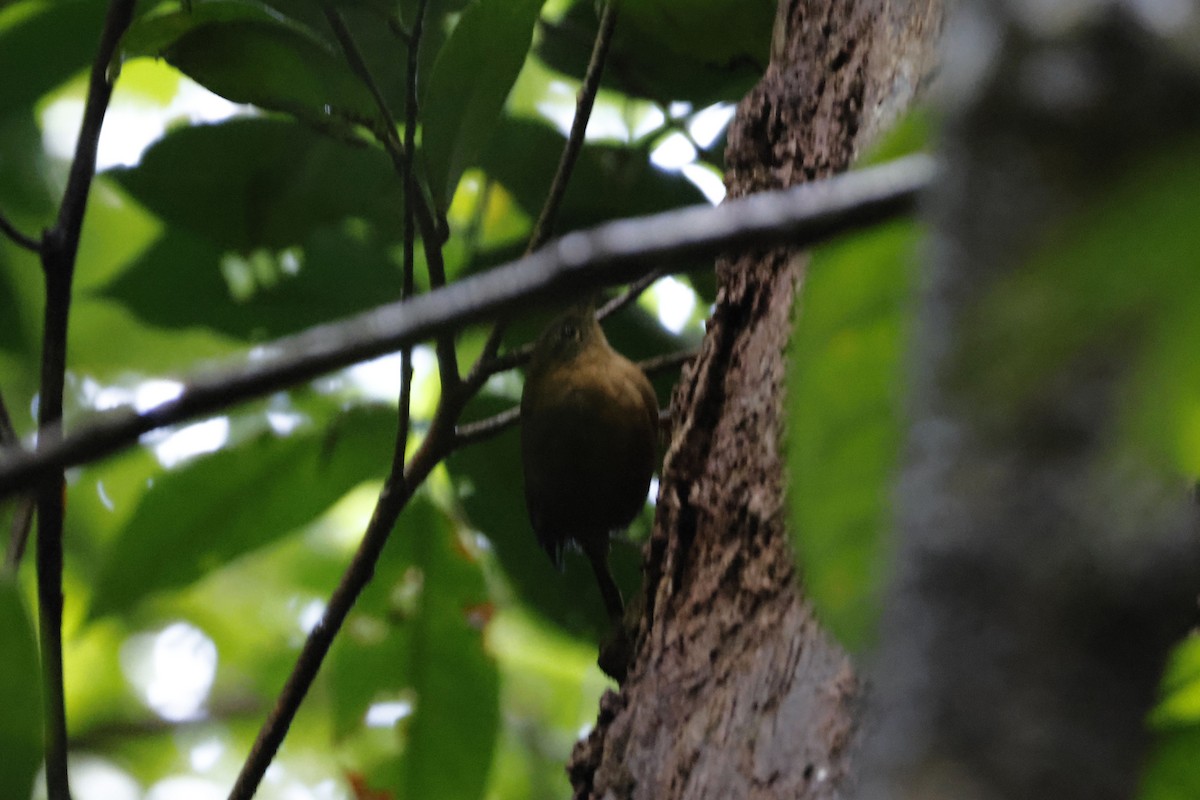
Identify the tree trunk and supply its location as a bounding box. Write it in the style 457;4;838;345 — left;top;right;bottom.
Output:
568;2;943;797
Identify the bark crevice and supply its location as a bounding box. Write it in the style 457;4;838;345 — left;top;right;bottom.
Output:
568;3;944;797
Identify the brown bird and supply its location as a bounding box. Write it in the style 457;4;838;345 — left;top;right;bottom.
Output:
520;304;659;623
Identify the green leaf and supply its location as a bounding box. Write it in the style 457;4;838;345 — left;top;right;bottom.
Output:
0;578;40;800
446;394;643;639
89;405;396;619
74;178;163;293
0;245;37;360
860;111;931;166
99;224;401;341
64;298;240;379
422;0;547;211
162;18;376;127
479;117;707;231
1151;636;1200;730
329;495;499;800
123;0;300;58
1142;636;1200;799
0;110;56;220
537;0;768;106
619;0;775;67
0;0;107;115
1139;726;1200;800
786;221;919;652
106;118;404;251
960;135;1200;473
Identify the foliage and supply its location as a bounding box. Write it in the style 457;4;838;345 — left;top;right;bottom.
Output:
785;220;916;653
0;577;40;800
7;0;1195;796
0;0;754;797
784;119;1200;797
784;117;925;652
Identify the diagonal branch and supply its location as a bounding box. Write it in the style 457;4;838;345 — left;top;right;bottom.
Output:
0;389;34;572
597;266;665;321
0;389;18;450
0;210;40;253
230;7;445;796
0;154;934;498
226;393;464;800
468;265;669;387
322;2;459;388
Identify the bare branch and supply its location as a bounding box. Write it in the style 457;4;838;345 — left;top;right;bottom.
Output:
470;267;670;384
5;498;34;572
0;210;40;253
48;1;135;279
0;390;18;450
0;389;33;572
36;2;137;798
597;266;665;321
0;155;934;498
392;0;430;476
406;0;458;389
321;4;401;146
637;347;698;376
453;406;521;447
228;13;441;797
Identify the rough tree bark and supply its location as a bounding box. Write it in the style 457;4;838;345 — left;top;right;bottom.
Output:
568;2;943;797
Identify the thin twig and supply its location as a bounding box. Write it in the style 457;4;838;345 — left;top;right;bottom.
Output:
36;2;136;798
453;406;521;447
0;155;935;497
453;348;695;447
0;390;18;450
6;499;34;571
385;10;411;44
229;7;450;796
321;5;399;144
324;2;459;389
0;389;33;572
468;1;621;386
637;347;698;375
73;693;263;746
319;4;428;238
466;267;667;384
597;267;665;321
0;210;40;253
405;0;458;389
470;340;534;382
391;0;430;476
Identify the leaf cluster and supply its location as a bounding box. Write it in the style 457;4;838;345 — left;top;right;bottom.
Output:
0;0;755;797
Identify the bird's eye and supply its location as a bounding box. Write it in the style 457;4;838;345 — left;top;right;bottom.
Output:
560;321;579;341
